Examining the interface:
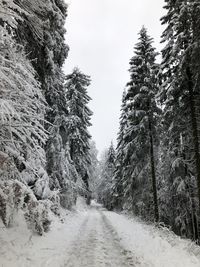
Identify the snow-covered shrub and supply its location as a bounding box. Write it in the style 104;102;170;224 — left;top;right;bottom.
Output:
24;199;51;235
60;188;76;210
49;190;61;216
0;180;51;235
0;180;30;227
46;125;78;209
0;182;15;227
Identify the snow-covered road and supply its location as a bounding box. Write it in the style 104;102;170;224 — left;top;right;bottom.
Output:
64;207;137;267
0;201;200;267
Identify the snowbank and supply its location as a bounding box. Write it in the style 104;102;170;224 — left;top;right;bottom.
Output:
105;211;200;267
0;209;86;267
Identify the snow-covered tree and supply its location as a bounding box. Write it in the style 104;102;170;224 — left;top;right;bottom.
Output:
10;0;79;208
0;0;79;224
111;91;129;210
97;143;116;210
127;27;159;221
0;26;49;196
88;141;99;198
65;68;93;191
0;25;54;234
112;27;160;221
160;0;200;241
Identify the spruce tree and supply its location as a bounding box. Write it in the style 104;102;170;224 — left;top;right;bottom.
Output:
161;0;200;241
0;23;52;194
10;0;78;207
114;27;160;221
112;91;129;210
88;141;99;198
97;143;116;210
65;68;93;191
0;23;53;233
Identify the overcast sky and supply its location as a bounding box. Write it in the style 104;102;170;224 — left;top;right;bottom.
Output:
64;0;165;154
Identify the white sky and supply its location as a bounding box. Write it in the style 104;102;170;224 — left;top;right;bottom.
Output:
64;0;165;153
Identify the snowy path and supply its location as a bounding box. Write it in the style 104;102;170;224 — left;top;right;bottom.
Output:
64;207;138;267
0;202;200;267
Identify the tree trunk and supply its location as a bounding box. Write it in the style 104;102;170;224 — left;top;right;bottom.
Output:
182;145;198;240
148;118;159;222
187;67;200;243
70;141;74;161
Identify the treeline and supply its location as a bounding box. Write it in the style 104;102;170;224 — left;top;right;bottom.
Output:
0;0;92;234
99;0;200;244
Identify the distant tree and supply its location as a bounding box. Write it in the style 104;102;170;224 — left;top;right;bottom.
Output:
111;91;128;210
88;141;99;198
97;143;116;210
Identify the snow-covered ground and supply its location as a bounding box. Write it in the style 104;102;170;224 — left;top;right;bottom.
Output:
105;212;200;267
0;199;200;267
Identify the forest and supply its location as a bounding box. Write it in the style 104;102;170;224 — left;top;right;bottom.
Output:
0;0;93;235
97;1;200;245
1;0;200;253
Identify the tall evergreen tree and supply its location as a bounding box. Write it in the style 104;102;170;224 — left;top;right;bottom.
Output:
9;0;79;207
0;26;48;193
160;0;200;241
112;90;129;210
0;23;53;234
113;27;160;221
88;140;99;198
97;143;116;210
65;68;93;191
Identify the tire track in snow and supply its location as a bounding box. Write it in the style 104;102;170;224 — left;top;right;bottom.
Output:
64;207;139;267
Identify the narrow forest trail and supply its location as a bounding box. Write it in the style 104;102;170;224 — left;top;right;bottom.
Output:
64;206;140;267
1;200;200;267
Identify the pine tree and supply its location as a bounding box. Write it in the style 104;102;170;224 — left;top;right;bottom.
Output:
111;90;129;210
88;141;99;198
0;25;54;233
10;0;79;208
97;143;116;210
160;0;200;241
14;0;69;135
0;25;49;196
114;27;160;221
65;68;93;191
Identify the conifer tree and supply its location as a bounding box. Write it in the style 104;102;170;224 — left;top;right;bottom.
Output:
0;26;48;192
113;27;160;221
88;141;99;198
160;0;200;241
65;68;93;191
10;0;78;207
97;143;116;210
112;91;129;210
0;24;54;233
